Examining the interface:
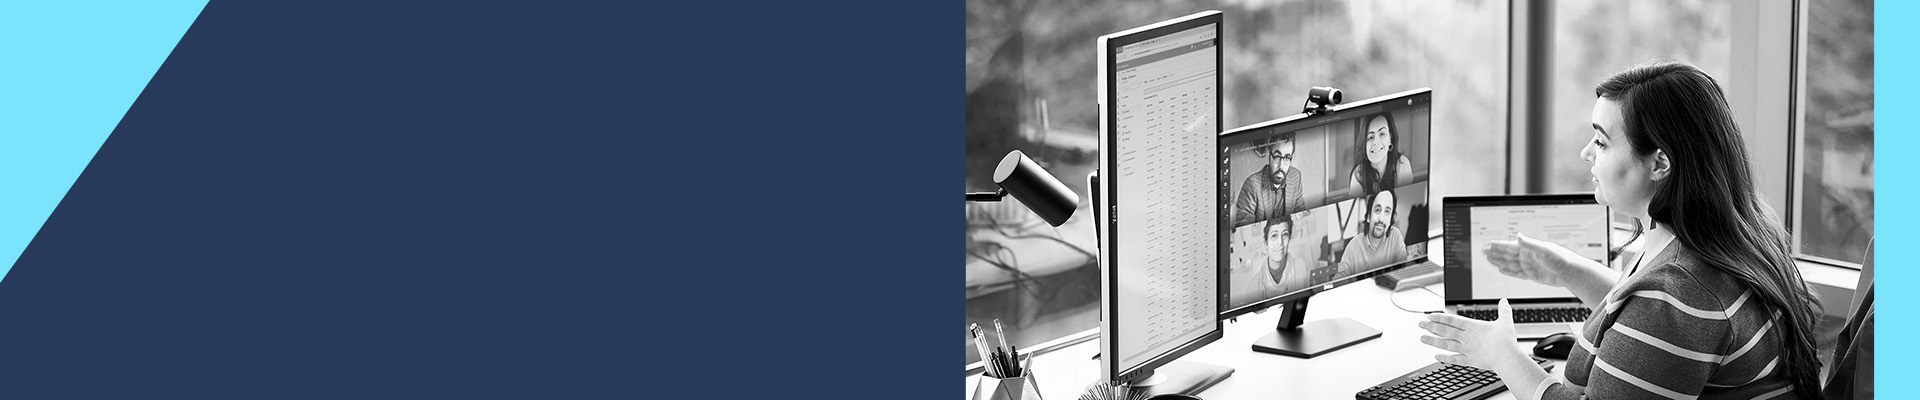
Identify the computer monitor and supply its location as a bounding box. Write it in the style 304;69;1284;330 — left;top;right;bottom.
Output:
1093;10;1230;396
1216;88;1433;358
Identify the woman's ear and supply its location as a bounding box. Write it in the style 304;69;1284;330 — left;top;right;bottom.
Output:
1647;149;1672;181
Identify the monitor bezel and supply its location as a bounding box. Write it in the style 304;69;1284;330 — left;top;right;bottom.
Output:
1215;88;1435;320
1096;10;1224;383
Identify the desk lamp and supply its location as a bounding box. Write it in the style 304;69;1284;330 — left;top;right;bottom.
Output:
966;150;1079;227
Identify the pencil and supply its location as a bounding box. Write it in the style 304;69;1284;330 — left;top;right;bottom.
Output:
970;323;1001;377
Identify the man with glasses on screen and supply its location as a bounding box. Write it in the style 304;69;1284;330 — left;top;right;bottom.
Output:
1233;131;1307;227
1339;188;1408;276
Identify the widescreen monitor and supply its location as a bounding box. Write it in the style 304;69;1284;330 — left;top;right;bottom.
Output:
1216;88;1432;358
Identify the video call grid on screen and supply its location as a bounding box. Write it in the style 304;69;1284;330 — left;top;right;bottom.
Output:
1101;15;1222;373
1216;90;1431;315
1440;196;1610;302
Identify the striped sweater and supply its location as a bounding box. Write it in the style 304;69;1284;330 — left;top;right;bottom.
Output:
1541;243;1802;400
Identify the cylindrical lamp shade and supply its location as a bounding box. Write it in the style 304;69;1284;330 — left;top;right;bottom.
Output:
993;150;1079;227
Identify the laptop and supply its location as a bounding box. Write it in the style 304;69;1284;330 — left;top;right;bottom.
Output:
1441;194;1612;340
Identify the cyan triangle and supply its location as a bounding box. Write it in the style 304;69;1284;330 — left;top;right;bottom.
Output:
0;1;209;281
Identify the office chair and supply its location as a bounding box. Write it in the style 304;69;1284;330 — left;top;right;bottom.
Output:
1822;237;1872;400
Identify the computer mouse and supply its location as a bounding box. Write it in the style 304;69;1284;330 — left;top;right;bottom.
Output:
1146;394;1202;400
1533;332;1578;360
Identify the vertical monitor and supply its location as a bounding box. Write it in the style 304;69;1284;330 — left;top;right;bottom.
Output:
1097;10;1224;385
1217;89;1433;319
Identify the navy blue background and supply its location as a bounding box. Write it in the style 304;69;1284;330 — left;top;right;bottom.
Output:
0;1;948;397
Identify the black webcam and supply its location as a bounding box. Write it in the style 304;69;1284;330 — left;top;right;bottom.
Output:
1302;86;1343;115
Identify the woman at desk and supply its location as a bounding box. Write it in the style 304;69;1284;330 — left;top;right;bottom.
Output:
1415;61;1825;400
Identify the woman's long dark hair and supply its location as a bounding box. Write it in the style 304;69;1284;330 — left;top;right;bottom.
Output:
1597;61;1823;398
1353;112;1400;193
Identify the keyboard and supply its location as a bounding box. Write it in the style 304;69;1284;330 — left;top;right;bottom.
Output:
1456;307;1590;323
1355;358;1552;400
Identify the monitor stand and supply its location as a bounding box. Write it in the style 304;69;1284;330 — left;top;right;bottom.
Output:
1115;361;1233;398
1251;297;1382;358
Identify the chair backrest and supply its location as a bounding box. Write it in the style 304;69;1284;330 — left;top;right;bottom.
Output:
1848;240;1873;315
1823;238;1872;400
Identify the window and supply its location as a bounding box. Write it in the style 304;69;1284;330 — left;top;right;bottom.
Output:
1794;0;1873;266
964;0;1507;367
1542;0;1732;194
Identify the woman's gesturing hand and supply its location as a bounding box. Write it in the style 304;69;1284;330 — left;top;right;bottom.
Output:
1483;233;1588;288
1418;299;1531;372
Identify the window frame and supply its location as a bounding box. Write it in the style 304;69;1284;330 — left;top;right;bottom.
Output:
1509;0;1862;270
1783;0;1871;270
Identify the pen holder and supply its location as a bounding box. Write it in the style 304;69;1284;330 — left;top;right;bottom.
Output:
973;354;1041;400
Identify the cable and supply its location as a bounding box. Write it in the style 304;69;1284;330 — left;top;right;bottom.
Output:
1388;280;1446;314
979;209;1097;261
1003;232;1097;259
966;244;1043;299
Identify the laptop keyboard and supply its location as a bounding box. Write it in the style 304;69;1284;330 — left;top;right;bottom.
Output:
1457;307;1590;323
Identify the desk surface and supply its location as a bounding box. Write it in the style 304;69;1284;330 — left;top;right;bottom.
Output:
964;281;1566;400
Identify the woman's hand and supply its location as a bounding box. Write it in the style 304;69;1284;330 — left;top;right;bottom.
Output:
1483;233;1589;288
1418;299;1531;372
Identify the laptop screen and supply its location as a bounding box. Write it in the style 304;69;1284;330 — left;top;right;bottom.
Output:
1442;195;1610;304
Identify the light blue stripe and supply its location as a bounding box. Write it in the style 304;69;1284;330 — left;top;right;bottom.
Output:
1883;1;1914;399
0;1;208;281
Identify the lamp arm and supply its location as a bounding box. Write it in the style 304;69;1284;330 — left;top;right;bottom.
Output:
965;188;1008;202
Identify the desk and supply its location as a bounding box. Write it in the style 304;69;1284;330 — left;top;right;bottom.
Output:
964;281;1565;400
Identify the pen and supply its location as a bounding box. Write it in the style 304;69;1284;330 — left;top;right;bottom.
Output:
998;319;1013;375
993;318;1011;354
993;348;1011;377
970;323;1001;377
1008;345;1022;376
